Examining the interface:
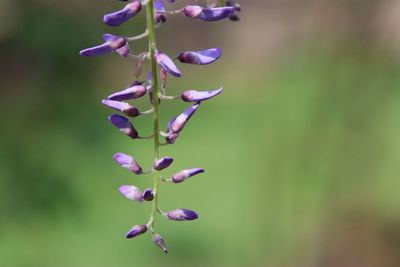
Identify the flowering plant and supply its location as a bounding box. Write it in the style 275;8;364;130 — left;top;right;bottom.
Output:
80;0;241;253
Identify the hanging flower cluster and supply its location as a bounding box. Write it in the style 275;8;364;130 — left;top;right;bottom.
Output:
80;0;240;254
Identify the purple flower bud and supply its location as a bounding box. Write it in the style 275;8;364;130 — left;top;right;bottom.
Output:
177;48;222;65
155;52;181;77
104;1;142;27
153;157;174;171
102;100;140;117
169;103;200;134
154;0;167;23
167;209;199;221
182;5;204;18
80;34;127;57
113;153;143;174
119;185;143;202
108;114;139;139
199;7;235;21
107;84;147;101
181;88;223;102
126;224;147;239
152;234;168;253
142;188;154;201
172;168;205;183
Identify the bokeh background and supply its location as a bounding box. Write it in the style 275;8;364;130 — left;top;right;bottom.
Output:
1;0;400;266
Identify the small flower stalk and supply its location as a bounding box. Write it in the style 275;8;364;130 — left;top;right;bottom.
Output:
80;0;241;253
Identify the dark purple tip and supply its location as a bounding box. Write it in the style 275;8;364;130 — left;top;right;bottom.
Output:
108;114;139;139
153;157;174;171
177;48;222;65
181;88;223;102
142;188;154;201
172;168;205;183
152;234;168;253
199;7;235;22
113;153;143;174
104;1;142;27
167;209;199;221
126;224;147;239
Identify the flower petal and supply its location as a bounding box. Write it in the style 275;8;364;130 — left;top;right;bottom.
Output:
102;100;140;117
172;168;205;183
107;84;147;101
155;52;181;77
108;114;139;139
167;209;199;221
126;224;147;239
181;88;223;102
177;48;222;65
170;103;200;134
113;153;143;174
104;1;142;27
153;157;173;171
119;185;143;202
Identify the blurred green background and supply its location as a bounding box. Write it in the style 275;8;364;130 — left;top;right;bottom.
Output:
1;0;400;266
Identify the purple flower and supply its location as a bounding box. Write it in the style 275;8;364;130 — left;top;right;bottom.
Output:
107;83;147;101
142;188;154;201
154;0;167;23
152;234;168;253
108;114;139;139
165;133;180;144
168;103;200;134
155;52;182;77
80;34;127;57
172;168;205;183
104;1;142;27
113;153;143;174
102;100;140;117
182;6;235;22
126;224;148;239
177;48;222;65
167;209;199;221
119;185;143;202
153;157;174;171
181;88;223;102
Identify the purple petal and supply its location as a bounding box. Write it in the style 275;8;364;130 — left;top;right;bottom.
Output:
142;188;154;201
199;7;235;21
152;234;168;253
126;224;147;239
102;34;127;49
167;209;199;221
155;52;181;77
104;1;142;27
177;48;222;65
170;103;200;134
102;100;140;117
113;153;143;174
119;185;143;202
165;133;180;144
181;88;223;102
172;168;205;183
153;157;173;171
116;43;131;57
107;84;147;101
108;114;139;139
79;43;113;57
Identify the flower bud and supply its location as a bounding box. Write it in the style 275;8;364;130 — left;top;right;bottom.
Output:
169;103;200;134
181;88;223;102
102;100;140;117
153;157;173;171
182;5;203;18
104;1;142;27
119;185;143;202
172;168;205;183
177;48;222;65
126;224;147;239
165;133;180;144
108;114;139;139
154;0;167;23
152;234;168;253
107;84;147;101
113;153;143;174
79;34;127;57
142;188;154;201
167;209;199;221
155;52;181;77
116;43;131;57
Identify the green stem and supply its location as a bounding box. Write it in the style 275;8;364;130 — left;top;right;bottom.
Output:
146;0;161;230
